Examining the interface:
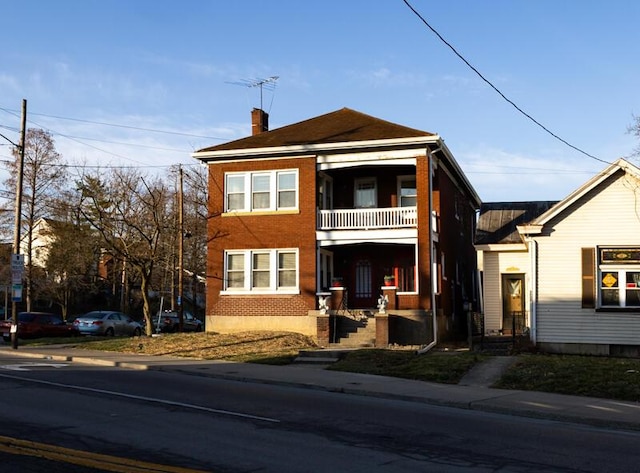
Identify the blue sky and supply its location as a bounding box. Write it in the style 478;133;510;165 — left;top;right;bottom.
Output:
2;0;640;202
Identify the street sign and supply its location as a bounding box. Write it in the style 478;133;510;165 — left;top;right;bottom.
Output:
11;254;24;285
10;254;24;272
11;284;22;302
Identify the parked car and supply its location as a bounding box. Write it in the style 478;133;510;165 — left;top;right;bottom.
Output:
73;311;142;337
154;310;203;333
0;312;79;342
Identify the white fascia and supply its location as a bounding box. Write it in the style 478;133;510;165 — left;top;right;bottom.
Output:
192;136;441;162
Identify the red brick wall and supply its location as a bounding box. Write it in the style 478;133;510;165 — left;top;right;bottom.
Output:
432;158;478;339
206;156;318;318
416;155;433;310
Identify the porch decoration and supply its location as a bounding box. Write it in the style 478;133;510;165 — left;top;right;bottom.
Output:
377;293;388;313
318;295;329;314
331;277;344;287
383;275;395;286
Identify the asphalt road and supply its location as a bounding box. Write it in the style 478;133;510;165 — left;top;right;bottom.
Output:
0;352;639;472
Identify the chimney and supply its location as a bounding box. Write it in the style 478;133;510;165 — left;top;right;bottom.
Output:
251;108;269;135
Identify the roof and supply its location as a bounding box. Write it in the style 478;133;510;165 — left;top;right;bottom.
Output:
526;158;640;228
475;201;558;245
196;107;435;153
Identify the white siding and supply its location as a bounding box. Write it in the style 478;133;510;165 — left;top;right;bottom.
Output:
480;249;530;335
534;174;640;345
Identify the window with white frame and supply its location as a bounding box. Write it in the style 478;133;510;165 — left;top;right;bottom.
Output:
225;170;298;212
224;249;298;292
599;248;640;308
398;176;417;207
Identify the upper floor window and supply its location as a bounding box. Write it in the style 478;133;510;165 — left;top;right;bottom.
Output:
599;248;640;308
225;170;298;212
355;177;377;209
398;176;417;207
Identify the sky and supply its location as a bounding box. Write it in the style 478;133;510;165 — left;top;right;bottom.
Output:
2;0;640;203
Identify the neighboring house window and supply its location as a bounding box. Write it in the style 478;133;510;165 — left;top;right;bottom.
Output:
224;249;298;292
225;170;298;212
596;247;640;308
398;176;417;207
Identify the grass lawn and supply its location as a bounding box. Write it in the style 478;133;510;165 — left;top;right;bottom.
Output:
329;349;489;384
494;353;640;402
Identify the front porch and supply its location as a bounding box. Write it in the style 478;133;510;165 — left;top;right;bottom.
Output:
314;286;433;348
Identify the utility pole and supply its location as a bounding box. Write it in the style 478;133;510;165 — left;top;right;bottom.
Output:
11;99;27;349
177;166;184;331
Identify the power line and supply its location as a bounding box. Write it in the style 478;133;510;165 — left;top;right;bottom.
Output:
401;0;611;166
0;106;226;141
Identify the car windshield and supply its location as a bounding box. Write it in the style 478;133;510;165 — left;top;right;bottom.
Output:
18;313;37;322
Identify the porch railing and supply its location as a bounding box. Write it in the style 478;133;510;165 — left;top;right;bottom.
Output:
318;206;417;230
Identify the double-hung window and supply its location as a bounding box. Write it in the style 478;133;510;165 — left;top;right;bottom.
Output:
598;248;640;308
398;176;417;207
225;170;298;212
224;249;298;293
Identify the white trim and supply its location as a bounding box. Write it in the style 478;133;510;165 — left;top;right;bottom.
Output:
224;169;298;213
529;159;640;227
193;136;442;161
474;243;528;252
222;248;299;293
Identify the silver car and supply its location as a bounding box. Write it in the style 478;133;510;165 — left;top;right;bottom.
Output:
73;311;142;337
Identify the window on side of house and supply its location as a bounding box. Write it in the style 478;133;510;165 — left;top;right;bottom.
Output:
224;170;299;213
598;247;640;308
224;249;299;293
226;174;245;211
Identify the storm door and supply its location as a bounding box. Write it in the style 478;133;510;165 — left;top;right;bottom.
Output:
502;274;525;335
353;259;374;307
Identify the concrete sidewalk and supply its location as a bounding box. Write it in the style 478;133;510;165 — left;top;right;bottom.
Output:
3;344;640;432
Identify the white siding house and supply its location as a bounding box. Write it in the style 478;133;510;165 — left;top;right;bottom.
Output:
477;158;640;355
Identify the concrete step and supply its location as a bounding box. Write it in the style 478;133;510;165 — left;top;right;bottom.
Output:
294;349;350;364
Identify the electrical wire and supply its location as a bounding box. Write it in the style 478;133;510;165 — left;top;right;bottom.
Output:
401;0;612;165
0;106;225;141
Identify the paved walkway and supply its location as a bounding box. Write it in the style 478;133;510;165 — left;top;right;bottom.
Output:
2;345;640;432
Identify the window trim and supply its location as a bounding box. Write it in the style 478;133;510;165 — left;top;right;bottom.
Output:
224;170;298;213
222;249;299;294
595;246;640;309
397;175;417;208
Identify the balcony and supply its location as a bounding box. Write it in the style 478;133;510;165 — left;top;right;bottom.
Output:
318;206;417;230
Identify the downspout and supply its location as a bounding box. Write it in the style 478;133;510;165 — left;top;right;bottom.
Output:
527;236;538;344
418;147;440;354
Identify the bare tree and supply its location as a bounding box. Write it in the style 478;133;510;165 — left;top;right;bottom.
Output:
182;165;208;317
628;114;640;157
4;129;67;311
78;168;173;335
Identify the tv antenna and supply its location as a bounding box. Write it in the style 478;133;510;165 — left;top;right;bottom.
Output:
225;76;279;110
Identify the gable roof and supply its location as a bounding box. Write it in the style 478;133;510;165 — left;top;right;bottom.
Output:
196;108;436;154
523;158;640;230
475;201;558;245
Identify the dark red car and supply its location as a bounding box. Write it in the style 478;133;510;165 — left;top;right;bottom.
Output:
0;312;80;342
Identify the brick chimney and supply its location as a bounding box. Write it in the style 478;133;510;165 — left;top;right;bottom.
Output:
251;108;269;135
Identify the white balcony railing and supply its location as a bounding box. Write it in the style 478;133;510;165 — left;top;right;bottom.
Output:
318;206;417;230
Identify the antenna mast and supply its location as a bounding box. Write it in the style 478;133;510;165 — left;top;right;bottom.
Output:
226;76;279;109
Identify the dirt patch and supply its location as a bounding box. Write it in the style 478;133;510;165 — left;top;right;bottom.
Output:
86;331;318;361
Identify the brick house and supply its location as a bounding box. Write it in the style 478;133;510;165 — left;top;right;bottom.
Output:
193;108;481;347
